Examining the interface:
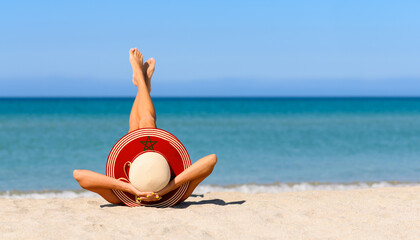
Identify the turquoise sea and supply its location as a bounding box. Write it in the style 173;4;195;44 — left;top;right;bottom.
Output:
1;97;420;197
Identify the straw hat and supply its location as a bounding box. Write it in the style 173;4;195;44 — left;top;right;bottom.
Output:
106;128;191;207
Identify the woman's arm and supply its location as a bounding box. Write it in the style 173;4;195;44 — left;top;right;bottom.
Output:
155;154;217;197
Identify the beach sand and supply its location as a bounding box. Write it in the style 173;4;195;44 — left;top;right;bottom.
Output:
1;186;420;240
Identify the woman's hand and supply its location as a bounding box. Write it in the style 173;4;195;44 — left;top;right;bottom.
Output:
130;184;162;202
136;192;162;202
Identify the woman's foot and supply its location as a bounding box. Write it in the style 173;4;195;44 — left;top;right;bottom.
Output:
129;48;145;86
143;58;156;93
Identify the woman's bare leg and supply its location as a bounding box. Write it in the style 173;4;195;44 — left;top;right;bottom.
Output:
129;56;156;132
129;48;157;130
146;154;217;202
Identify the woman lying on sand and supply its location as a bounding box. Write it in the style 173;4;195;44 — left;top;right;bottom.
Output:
73;48;217;205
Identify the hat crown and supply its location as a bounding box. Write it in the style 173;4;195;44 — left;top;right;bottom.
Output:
129;152;171;192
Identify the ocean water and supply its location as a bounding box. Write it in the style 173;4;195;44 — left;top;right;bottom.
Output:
1;97;420;198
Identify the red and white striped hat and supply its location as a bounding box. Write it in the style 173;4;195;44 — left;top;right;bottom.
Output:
106;128;191;207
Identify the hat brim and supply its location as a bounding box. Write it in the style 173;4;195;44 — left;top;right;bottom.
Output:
106;128;191;207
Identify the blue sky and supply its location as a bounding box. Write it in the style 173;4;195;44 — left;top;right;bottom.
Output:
1;0;420;96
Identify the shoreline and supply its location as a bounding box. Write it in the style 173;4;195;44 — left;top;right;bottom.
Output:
2;181;420;199
2;186;420;239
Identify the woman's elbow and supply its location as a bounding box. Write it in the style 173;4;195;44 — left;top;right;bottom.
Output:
208;154;217;167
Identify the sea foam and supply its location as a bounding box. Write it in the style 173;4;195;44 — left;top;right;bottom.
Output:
193;181;420;194
1;181;419;199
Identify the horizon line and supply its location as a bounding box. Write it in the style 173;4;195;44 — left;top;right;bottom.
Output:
1;96;420;99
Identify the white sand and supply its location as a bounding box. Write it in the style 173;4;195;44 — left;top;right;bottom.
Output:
1;186;420;240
